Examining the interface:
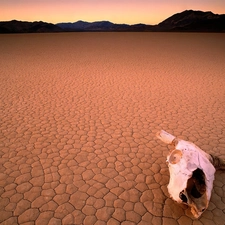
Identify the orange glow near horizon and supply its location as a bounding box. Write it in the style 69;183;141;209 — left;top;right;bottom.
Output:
1;0;225;25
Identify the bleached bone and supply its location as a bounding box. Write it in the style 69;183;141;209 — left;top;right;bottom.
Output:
156;130;224;218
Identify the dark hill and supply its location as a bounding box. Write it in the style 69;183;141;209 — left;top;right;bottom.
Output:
0;20;63;33
57;20;132;31
157;10;225;32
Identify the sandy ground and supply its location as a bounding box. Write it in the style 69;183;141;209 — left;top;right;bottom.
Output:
0;32;225;224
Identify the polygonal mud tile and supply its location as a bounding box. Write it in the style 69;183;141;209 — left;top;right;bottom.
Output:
62;214;74;224
70;192;88;210
93;198;105;209
18;208;39;224
48;217;61;225
16;182;32;194
35;211;54;225
82;205;97;216
53;193;70;205
0;210;12;223
39;200;58;212
54;183;67;195
14;199;31;216
126;211;141;223
54;202;75;219
96;207;115;221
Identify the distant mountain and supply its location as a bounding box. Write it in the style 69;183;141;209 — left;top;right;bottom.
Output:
0;20;63;33
57;10;225;32
57;20;154;32
157;10;225;32
0;10;225;33
57;20;127;31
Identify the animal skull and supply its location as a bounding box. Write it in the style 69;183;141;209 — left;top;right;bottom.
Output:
156;130;224;218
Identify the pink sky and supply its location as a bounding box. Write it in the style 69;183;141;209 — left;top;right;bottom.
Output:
1;0;225;24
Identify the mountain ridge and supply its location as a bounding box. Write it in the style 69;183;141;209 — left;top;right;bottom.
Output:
157;10;225;32
0;20;63;33
1;10;225;33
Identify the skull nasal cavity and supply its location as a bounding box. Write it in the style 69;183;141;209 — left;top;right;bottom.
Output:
179;191;188;203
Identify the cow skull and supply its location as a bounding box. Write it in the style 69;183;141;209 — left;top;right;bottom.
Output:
156;130;225;218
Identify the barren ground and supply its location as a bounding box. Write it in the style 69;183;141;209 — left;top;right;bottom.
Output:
0;32;225;224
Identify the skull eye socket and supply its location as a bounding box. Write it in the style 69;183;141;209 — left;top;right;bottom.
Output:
168;149;182;164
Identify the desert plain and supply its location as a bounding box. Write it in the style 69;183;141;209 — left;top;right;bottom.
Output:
0;32;225;224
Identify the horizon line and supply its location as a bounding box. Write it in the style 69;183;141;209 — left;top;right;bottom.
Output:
1;9;224;26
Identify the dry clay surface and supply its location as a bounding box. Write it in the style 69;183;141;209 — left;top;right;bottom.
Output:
0;33;225;225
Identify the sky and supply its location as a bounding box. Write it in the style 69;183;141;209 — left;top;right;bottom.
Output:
1;0;225;25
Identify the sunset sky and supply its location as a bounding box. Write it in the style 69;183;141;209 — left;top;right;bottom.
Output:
1;0;225;25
